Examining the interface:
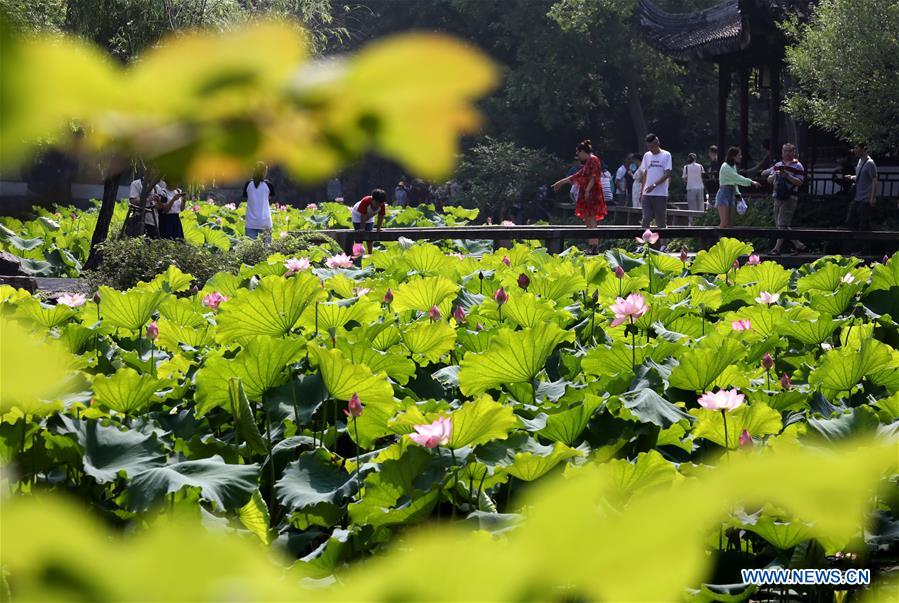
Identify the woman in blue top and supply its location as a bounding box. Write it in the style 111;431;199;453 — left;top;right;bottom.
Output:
716;147;760;228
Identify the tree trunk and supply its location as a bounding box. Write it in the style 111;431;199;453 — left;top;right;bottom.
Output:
624;71;647;151
84;172;122;270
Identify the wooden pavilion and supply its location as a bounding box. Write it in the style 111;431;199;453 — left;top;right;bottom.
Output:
639;0;817;167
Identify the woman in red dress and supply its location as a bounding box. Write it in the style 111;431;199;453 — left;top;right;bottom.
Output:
552;139;607;252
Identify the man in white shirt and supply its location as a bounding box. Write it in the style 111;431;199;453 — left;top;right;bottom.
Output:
243;161;276;243
639;133;672;229
128;170;167;238
614;160;628;206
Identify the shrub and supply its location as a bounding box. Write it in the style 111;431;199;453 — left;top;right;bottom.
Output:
85;232;337;290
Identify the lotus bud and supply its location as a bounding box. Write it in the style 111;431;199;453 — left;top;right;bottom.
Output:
501;256;511;267
383;288;394;305
517;273;530;290
739;429;754;448
475;323;485;331
428;305;442;321
591;290;599;304
343;393;363;418
614;266;625;279
92;292;101;304
761;352;774;370
679;248;688;263
883;255;889;264
493;287;508;305
780;373;793;390
452;305;466;323
146;321;159;340
733;259;740;270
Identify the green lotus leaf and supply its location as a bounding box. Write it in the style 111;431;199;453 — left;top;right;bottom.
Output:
594;270;648;300
16;298;78;328
215;273;324;342
720;305;785;337
506;441;581;481
154;318;214;351
228;379;268;457
744;515;813;550
59;416;166;483
96;286;169;332
448;394;518;449
203;227;231;251
667;335;745;392
195;335;305;415
779;316;842;345
479;291;566;328
809;339;893;395
689;402;782;449
142;265;194;293
203;272;243;298
92;367;164;415
582;341;653;376
868;254;899;292
807;283;861;316
796;263;848;294
456;328;493;354
690;283;724;310
300;296;381;334
125;455;258;512
299;528;353;578
617;388;693;429
528;263;586;302
873;392;899;422
275;449;357;511
60;323;94;354
401;320;457;365
734;261;791;294
597;450;679;506
538;394;604;444
404;243;454;275
158;296;207;328
689;238;753;275
808;406;881;440
238;490;273;544
337;339;416;385
391;275;458;313
309;345;395;448
869;346;899;392
458;323;574;396
1;317;75;416
348;445;440;527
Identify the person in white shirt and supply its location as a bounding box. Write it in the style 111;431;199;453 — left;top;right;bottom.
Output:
242;161;276;243
682;153;706;222
159;186;186;240
631;165;645;209
128;169;167;238
639;133;672;229
614;160;628;206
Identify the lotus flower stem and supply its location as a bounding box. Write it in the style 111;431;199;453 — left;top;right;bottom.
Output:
475;467;488;509
498;305;502;323
631;324;637;373
449;447;458;520
265;405;275;515
721;410;730;453
352;417;362;492
314;302;319;337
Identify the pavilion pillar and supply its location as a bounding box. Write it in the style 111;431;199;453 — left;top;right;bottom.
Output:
717;64;732;166
768;62;781;152
739;67;750;168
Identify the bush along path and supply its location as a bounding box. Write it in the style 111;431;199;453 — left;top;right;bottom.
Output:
2;235;898;600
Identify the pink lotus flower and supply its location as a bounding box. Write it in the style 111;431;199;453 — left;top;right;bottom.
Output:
224;203;237;210
841;272;855;284
453;253;466;260
343;393;363;418
780;373;793;390
352;243;365;258
146;321;159;340
383;289;394;305
493;287;508;305
697;389;745;411
614;266;625;279
884;255;890;264
191;204;201;212
610;293;648;327
334;197;344;204
307;203;318;211
284;257;310;276
428;305;442;321
761;352;774;370
326;254;354;269
453;305;466;323
475;323;485;331
731;319;752;332
409;416;452;448
57;293;86;308
747;254;761;265
353;287;371;297
635;229;659;245
501;256;511;266
755;291;780;305
517;273;530;289
501;220;515;226
739;429;754;448
203;291;228;310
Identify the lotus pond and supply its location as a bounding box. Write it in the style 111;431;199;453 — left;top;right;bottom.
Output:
1;232;898;602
